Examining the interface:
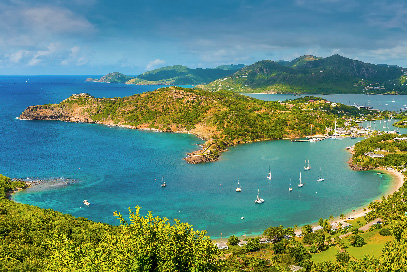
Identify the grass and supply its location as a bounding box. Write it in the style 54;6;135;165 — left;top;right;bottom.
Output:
311;229;393;263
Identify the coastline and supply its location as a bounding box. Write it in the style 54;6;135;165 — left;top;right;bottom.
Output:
213;152;406;242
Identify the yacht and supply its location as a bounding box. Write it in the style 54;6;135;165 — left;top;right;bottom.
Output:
254;189;264;204
298;172;304;187
304;160;311;171
236;180;241;192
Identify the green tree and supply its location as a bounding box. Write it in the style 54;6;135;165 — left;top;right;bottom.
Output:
336;250;350;264
302;224;312;235
228;235;240;246
349;234;365;247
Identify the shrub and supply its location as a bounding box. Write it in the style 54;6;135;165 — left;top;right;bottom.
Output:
228;235;240;246
379;227;391;236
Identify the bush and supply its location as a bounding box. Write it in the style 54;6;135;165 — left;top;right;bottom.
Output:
336;250;350;263
379;227;391;236
349;234;365;247
228;235;240;246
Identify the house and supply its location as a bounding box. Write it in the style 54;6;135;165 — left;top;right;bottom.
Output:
259;237;270;244
238;240;248;247
294;230;302;237
215;242;228;250
312;226;323;232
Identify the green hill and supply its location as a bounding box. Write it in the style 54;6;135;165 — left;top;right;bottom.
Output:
86;72;134;83
20;87;372;163
128;64;244;85
88;64;245;85
203;54;407;94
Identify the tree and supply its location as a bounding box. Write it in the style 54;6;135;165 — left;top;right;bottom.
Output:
263;225;286;243
245;237;261;252
302;224;313;235
228;235;240;246
336;250;350;264
349;234;365;247
45;206;222;271
319;218;324;227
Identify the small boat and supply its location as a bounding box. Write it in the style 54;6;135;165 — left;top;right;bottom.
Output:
236;180;242;192
161;177;166;187
298;172;304;187
254;189;264;204
317;168;324;182
289;179;293;192
304;160;311;171
83;200;90;206
267;166;272;180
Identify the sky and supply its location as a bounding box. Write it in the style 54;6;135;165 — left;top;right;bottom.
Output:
1;0;407;75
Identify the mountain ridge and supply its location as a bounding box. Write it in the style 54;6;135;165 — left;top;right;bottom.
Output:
203;54;407;94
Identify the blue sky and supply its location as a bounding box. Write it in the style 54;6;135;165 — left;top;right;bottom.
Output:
1;0;406;75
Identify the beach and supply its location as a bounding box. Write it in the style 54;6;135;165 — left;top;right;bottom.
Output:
213;166;406;243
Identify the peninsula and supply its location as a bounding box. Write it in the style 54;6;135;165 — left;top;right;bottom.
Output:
20;87;372;163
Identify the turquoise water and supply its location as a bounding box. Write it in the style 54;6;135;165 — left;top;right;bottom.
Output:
0;76;400;238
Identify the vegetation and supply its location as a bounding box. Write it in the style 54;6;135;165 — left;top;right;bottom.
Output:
0;175;220;271
20;87;374;163
4;132;407;270
90;64;245;85
203;54;407;94
86;72;134;83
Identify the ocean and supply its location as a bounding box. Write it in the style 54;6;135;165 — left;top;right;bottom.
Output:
1;76;404;238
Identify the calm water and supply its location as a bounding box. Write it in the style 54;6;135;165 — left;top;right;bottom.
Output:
1;76;404;238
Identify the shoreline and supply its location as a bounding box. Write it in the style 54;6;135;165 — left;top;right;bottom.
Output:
213;158;406;242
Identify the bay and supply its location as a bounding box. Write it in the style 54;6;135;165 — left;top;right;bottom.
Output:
1;76;401;238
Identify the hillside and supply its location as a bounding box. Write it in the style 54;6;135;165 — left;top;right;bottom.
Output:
87;64;245;85
203;54;407;94
20;87;372;163
86;72;134;83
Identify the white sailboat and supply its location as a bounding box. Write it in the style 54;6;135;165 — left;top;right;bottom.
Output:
304;160;311;171
254;189;264;204
298;172;304;187
236;180;241;192
289;179;293;192
161;176;166;187
267;166;272;180
317;168;324;182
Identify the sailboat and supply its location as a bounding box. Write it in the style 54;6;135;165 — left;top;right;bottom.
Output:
304;160;311;171
298;172;304;187
254;189;264;204
317;168;324;182
161;177;166;187
267;166;272;180
236;180;242;192
289;179;293;192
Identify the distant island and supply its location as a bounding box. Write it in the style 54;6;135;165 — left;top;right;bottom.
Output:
19;87;375;163
86;64;245;85
87;55;407;95
203;54;407;94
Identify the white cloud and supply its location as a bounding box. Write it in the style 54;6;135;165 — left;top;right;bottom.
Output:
146;59;165;70
0;3;95;49
7;50;31;64
23;7;94;35
61;46;88;66
28;43;60;66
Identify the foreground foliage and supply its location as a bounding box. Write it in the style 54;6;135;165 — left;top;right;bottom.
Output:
0;175;220;271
